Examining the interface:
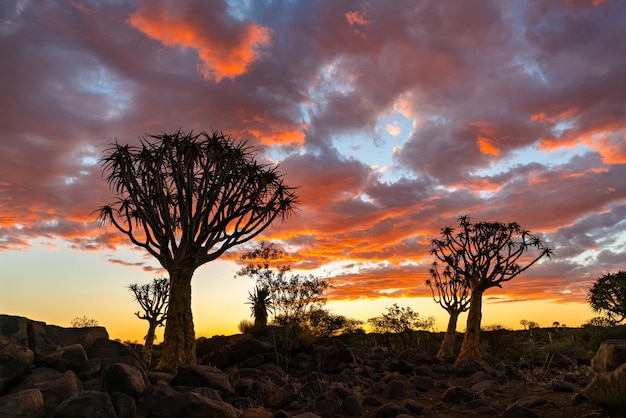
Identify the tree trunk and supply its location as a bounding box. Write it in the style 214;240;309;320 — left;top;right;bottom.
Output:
455;288;484;365
158;265;196;369
437;310;460;360
142;320;158;366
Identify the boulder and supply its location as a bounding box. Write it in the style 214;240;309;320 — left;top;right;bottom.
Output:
374;402;411;417
173;364;235;395
89;338;142;362
310;338;356;373
581;361;626;410
503;404;541;418
147;392;238;418
341;395;364;417
0;315;29;348
52;390;117;418
591;339;626;372
441;386;476;403
111;391;137;418
38;371;83;411
0;343;34;393
29;320;108;359
381;379;416;399
0;388;45;418
103;363;147;400
544;352;578;370
38;344;88;372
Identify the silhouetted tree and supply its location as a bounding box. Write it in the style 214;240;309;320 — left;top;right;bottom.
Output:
304;308;363;337
431;216;552;364
588;271;626;324
129;276;169;364
96;130;297;368
368;304;434;349
427;261;470;359
246;285;272;330
71;316;99;327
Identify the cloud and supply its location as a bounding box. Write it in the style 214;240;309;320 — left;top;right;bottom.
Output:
129;0;271;82
1;0;625;310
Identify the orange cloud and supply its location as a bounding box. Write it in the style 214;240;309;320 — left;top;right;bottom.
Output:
129;2;271;82
530;107;579;123
477;137;500;156
345;11;370;26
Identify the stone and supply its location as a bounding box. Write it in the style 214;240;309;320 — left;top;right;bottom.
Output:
581;361;626;410
471;379;502;395
409;375;435;392
544;352;578;370
52;390;117;418
38;344;88;371
374;402;411;417
550;378;575;392
75;358;103;380
402;398;424;414
381;379;416;399
514;396;546;409
20;370;83;412
239;408;274;418
341;395;364;417
89;338;142;362
591;339;626;372
0;315;29;348
265;387;293;409
29;320;108;359
103;363;147;400
0;343;34;393
453;356;498;377
111;391;136;418
503;404;541;418
313;397;340;417
174;364;235;395
441;386;476;403
147;392;238;418
310;338;356;373
0;388;45;418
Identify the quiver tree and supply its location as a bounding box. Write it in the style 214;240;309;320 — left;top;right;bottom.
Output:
431;215;552;364
96;130;297;368
129;276;169;365
588;271;626;324
427;261;470;360
247;285;272;330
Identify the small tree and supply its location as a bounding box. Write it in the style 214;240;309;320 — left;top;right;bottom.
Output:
588;271;626;324
368;304;434;350
71;316;99;328
304;308;363;337
427;261;470;359
96;130;297;368
129;276;169;364
246;286;272;330
431;216;552;364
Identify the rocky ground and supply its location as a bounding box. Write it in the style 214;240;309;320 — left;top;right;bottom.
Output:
1;314;623;417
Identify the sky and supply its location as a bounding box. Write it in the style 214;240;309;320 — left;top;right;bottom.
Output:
1;0;625;342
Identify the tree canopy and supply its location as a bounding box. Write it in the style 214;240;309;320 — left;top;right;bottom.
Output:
588;271;626;324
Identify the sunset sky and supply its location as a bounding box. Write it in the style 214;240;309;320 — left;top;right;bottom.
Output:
1;0;625;342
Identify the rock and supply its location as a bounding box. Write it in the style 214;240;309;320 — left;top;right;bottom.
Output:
591;339;626;372
471;379;502;395
550;378;575;392
441;386;476;403
28;370;83;412
147;370;175;385
147;392;238;418
0;315;29;348
239;408;274;418
381;379;416;399
514;396;547;409
374;402;411;417
265;387;293;409
409;375;435;392
300;379;328;398
453;356;498;377
38;344;88;372
402;398;424;414
29;320;108;359
103;363;147;400
112;391;136;418
544;352;578;370
0;343;34;393
75;358;102;380
581;361;626;410
174;364;235;395
52;390;117;418
314;397;340;417
341;395;364;416
503;404;541;418
89;338;142;362
229;334;273;364
310;338;356;373
0;388;45;418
